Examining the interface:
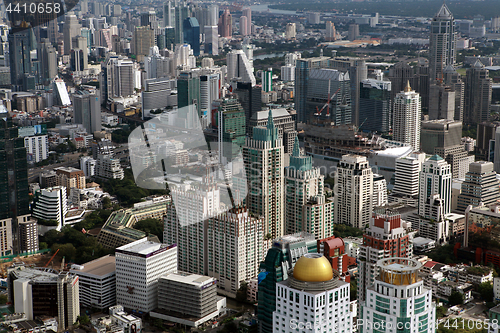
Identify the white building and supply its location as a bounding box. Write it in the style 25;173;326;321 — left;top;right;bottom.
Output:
360;258;436;333
418;155;452;216
285;23;296;40
24;135;49;163
115;238;177;312
273;254;352;333
372;174;388;208
108;305;142;333
227;50;256;86
70;255;116;310
207;207;263;298
280;65;295;82
95;155;124;180
392;152;427;201
80;156;96;177
393;82;421;152
32;186;68;231
0;217;12;256
334;154;373;229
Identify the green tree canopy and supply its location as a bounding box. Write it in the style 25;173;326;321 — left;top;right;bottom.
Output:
134;218;164;243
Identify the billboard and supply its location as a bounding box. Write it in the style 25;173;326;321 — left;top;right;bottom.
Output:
18;124;47;137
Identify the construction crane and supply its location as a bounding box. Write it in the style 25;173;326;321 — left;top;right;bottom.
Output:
313;86;341;123
44;249;59;267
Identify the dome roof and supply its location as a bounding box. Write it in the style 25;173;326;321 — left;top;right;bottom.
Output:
293;254;333;282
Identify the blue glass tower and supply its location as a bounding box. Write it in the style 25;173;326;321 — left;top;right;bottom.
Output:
183;17;200;56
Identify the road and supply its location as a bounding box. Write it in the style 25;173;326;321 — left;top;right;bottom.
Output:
28;152;82;182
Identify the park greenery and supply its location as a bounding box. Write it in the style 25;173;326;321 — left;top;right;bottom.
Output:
448;291;463;306
133;218;164;243
333;224;363;238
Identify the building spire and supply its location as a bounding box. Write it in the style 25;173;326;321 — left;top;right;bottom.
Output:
404;80;412;92
292;136;300;157
267;109;274;130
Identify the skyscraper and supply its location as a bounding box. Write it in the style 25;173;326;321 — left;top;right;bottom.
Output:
325;21;336;41
428;83;455;120
218;9;232;38
285;23;296;40
262;69;272;92
443;65;465;122
163;1;174;28
348;23;359;41
183;17;200;56
418;155;452;216
72;90;102;134
235;82;261;131
391;152;427;202
177;70;201;116
8;27;39;92
464;60;492;125
429;3;456;82
63;14;81;55
204;26;218;55
132;26;155;61
242;7;252;35
457;161;500;212
175;2;190;44
360;258;435;333
226;50;256;86
357;210;413;302
334;154;373;229
38;39;57;86
393;82;421;152
239;16;248;36
216;97;246;161
244;110;285;240
359;77;392;133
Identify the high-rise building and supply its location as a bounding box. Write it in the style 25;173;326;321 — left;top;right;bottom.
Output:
207;207;263;298
393;82;421;151
183;17;200;56
262;69;272;92
360;258;435;333
348;23;360;41
285;137;332;238
235;82;261;129
175;2;190;44
218;9;232;38
359;78;392;133
391;152;427;204
204;26;218;55
215;98;246;161
115;238;177;312
357;209;413;302
63;14;81;55
18;216;38;254
164;181;221;276
8;27;39;91
280;65;295;82
443;65;464;122
429;3;456;82
200;71;221;125
244;110;285;240
132;26;155;61
106;56;134;99
38;39;57;86
242;7;252;35
457;161;500;212
334;154;373;229
257;232;317;333
325;21;336;41
273;254;351;333
163;1;174;28
248;109;297;154
24;135;49;163
372;174;388;208
72;90;102;134
285;23;296;40
227;50;256;86
239;16;248;36
420;119;461;155
306;68;351;125
32;186;68;231
418;155;452;216
429;83;455;120
464;60;492;125
178;69;201;116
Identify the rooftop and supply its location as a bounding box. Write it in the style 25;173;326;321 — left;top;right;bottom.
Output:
117;238;163;255
161;272;215;288
71;255;115;277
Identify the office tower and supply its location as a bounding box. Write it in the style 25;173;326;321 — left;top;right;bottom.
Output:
393;82;421;151
215;98;246;161
285;23;296;40
306;68;351;125
183;17;200;56
457;161;500;212
308;12;320;24
38;39;57;86
132;26;155;61
443;65;464;122
273;254;351;333
145;47;171;79
388;62;415;102
359;77;392;133
70;255;116;311
248;109;297;154
420;119;461;154
163;1;174;27
418;155;452;216
141;10;157;28
285;138;333;238
240;16;248;36
115;238;177;312
258;232;317;333
392;153;427;200
325;21;336;41
218;9;232;38
244;111;285;240
18;216;38;254
32;186;68;231
242;7;252;34
204;26;218;55
9;267;80;328
464;60;492;125
227;50;256;86
72;90;101;134
8;27;39;92
235;82;261;130
358;209;413;302
372;174;388;208
207;207;263;298
360;258;435;333
417;194;450;244
348;23;359;41
429;83;455;120
334;155;373;228
429;3;456;82
164;182;220;276
281;65;294;82
175;2;190;44
142;77;176;118
174;43;196;70
200;72;221;125
106;56;134;98
262;69;272;92
178;70;201;116
63;14;81;55
415;59;430;111
329;57;367;126
72;36;88;70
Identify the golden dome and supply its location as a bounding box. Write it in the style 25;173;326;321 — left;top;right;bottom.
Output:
293;254;333;282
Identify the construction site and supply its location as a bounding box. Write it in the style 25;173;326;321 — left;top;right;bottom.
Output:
0;249;64;278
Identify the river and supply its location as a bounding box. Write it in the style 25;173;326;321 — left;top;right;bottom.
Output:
250;4;298;16
253;52;287;60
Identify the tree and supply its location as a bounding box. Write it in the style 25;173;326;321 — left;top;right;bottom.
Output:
39;242;48;250
350;279;357;301
134;218;164;242
436;306;447;318
0;294;7;305
479;282;494;302
77;314;90;325
448;291;463;306
101;197;112;209
236;282;248;303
